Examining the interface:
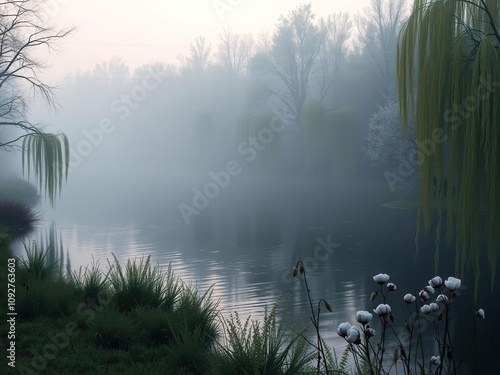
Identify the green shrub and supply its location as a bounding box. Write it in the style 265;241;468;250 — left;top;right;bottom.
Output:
17;277;76;319
0;201;41;241
213;303;314;375
106;253;172;311
165;327;211;375
70;256;109;305
133;307;174;346
131;284;220;350
174;285;220;348
17;240;59;281
46;277;78;316
91;306;138;350
162;261;183;311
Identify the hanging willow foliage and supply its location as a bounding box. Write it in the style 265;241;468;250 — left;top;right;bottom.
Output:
300;101;325;172
324;107;358;180
301;101;358;179
22;133;69;207
397;0;500;290
237;113;283;175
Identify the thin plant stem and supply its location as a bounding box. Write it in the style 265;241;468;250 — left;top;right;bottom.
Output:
438;304;450;375
362;326;376;375
295;261;329;375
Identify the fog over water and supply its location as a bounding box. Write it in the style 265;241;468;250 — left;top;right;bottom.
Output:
1;1;498;373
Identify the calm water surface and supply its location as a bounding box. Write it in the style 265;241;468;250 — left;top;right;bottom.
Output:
18;177;497;373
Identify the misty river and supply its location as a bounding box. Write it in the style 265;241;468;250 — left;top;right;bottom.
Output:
13;175;498;373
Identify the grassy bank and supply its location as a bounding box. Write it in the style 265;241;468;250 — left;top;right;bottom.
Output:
2;236;484;374
0;239;321;375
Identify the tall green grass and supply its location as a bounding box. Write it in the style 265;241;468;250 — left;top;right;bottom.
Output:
91;306;137;350
175;285;220;348
161;259;182;311
15;274;77;320
70;256;109;304
133;306;175;346
7;240;345;374
106;253;182;311
213;303;314;374
165;327;212;374
17;240;59;281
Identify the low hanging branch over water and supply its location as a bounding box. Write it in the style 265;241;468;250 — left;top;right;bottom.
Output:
397;0;500;291
22;133;70;207
0;0;73;206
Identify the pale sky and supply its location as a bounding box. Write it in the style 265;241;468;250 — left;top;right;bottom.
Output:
40;1;371;83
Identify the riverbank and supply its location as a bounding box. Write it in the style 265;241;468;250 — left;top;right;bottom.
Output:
0;231;492;374
0;240;322;375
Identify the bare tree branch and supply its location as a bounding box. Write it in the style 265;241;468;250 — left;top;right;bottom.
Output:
0;0;73;150
249;4;350;124
355;0;409;92
184;36;212;76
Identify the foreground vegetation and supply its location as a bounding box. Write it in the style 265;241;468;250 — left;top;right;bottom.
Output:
291;261;486;375
0;238;324;375
0;234;486;375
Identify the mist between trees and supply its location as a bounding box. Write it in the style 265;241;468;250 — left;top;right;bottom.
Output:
0;1;413;193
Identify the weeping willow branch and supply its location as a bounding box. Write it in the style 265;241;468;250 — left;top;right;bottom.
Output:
0;132;38;148
301;101;358;178
0;120;42;147
478;0;500;42
0;0;73;206
22;133;69;206
397;0;500;292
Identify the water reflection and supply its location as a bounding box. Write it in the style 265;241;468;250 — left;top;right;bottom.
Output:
18;178;498;373
193;207;213;247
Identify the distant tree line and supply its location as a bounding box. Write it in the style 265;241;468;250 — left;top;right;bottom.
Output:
1;0;412;200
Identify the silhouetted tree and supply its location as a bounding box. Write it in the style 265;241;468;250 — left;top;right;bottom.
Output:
249;4;351;124
90;57;130;85
355;0;409;92
184;36;212;76
256;31;272;54
315;12;352;101
0;0;72;205
215;27;253;77
132;62;178;81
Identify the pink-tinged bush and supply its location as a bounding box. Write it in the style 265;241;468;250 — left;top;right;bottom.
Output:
0;201;40;241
